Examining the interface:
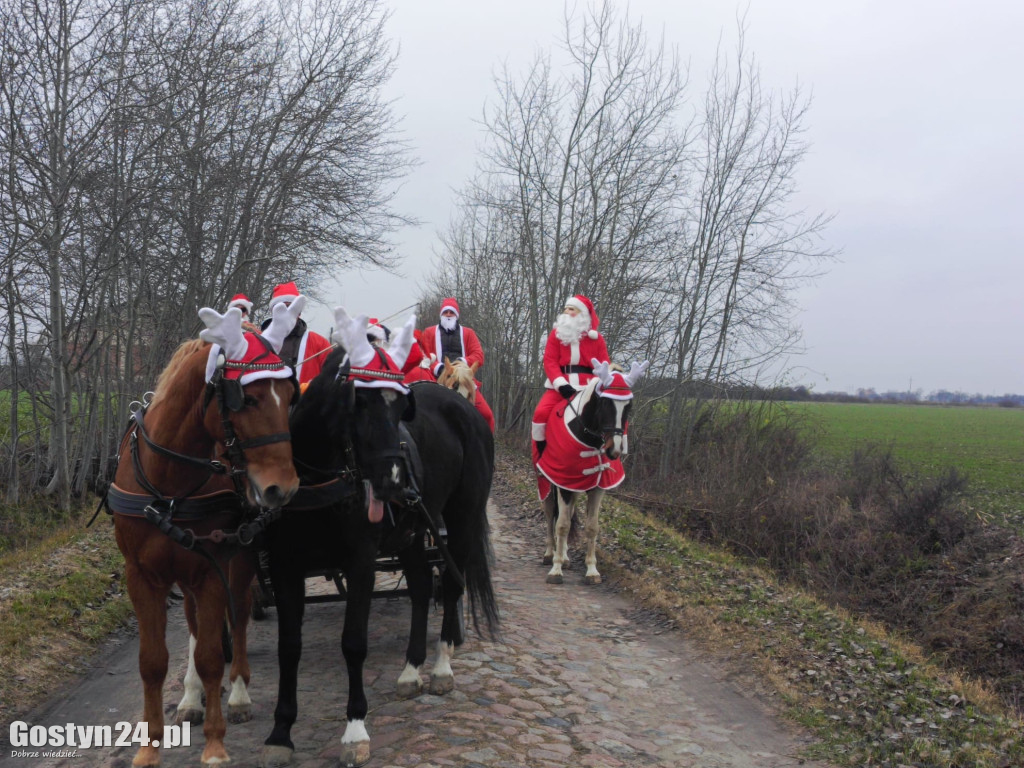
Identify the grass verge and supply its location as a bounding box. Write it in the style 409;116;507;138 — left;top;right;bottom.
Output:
0;510;131;725
495;445;1023;768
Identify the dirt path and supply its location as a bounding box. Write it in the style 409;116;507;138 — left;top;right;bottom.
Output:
2;496;832;768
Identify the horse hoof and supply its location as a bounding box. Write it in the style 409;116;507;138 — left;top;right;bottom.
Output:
428;674;454;695
584;574;602;585
395;678;424;699
258;744;294;768
542;555;553;565
340;740;371;767
132;745;160;767
227;702;252;723
545;573;563;584
175;707;204;725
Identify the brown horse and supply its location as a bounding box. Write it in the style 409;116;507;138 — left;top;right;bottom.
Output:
109;304;301;767
437;356;479;402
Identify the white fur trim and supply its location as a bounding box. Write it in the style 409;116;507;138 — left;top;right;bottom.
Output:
564;296;587;315
227;298;253;314
552;376;570;389
587;329;599;339
268;292;298;310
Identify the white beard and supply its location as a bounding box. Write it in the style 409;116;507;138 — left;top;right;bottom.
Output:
440;315;457;332
554;312;589;344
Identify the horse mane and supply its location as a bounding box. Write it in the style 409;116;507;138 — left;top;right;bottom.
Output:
439;358;477;403
149;338;208;410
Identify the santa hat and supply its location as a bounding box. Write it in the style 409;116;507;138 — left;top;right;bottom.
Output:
367;317;390;342
268;281;300;310
564;295;599;339
439;297;460;318
227;293;253;314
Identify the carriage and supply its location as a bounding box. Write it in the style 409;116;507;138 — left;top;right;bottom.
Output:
248;522;453;617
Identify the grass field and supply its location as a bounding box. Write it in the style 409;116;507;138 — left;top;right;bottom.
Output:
789;401;1024;526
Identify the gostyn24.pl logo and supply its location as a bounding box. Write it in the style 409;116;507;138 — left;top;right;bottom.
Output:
9;720;190;756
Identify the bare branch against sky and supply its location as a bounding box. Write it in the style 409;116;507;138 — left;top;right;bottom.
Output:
311;0;1024;396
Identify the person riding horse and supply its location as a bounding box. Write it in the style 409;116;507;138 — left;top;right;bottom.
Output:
421;297;494;430
532;294;610;458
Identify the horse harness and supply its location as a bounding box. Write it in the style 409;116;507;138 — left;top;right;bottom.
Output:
101;340;296;551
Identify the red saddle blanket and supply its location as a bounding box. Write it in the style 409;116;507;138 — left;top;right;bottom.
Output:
534;400;624;500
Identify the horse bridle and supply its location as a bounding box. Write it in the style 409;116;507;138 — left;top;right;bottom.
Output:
567;388;629;449
129;344;296;502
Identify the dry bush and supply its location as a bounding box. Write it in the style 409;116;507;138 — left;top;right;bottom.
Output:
627;404;1024;714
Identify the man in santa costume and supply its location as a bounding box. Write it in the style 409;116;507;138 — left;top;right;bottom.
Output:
531;294;610;457
421;297;494;431
227;293;260;333
260;281;332;387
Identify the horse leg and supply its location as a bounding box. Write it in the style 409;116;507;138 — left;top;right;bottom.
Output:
582;489;605;584
396;542;430;699
125;567;170;767
542;492;557;565
261;563;305;767
193;576;232;766
546;488;576;584
175;591;204;725
338;549;376;767
227;553;257;723
429;565;464;695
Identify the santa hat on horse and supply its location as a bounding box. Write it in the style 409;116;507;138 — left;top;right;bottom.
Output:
268;281;300;310
227;293;253;315
564;295;599;340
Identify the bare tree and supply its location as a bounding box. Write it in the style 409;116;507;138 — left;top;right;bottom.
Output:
0;0;412;506
432;0;687;426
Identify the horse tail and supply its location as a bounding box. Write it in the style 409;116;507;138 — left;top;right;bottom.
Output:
460;431;501;642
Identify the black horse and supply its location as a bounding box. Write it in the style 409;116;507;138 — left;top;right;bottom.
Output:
389;380;499;699
260;340;410;768
260;316;498;768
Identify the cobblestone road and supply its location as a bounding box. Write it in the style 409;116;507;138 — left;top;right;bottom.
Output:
5;498;832;768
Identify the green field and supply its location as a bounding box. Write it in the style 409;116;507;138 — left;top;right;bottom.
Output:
789;402;1024;524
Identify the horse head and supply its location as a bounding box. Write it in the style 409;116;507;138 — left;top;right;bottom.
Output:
586;358;650;460
125;303;299;512
439;357;478;403
294;310;416;513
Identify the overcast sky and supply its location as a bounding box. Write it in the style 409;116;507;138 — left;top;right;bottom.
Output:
308;0;1024;397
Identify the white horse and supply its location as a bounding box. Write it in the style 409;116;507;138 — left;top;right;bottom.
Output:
534;359;649;584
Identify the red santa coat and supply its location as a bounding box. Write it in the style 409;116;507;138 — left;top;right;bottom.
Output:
542;329;610;390
295;329;332;385
535;395;625;500
401;333;436;384
422;323;485;374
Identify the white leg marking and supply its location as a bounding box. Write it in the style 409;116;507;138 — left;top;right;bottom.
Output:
397;662;422;687
228;675;251;708
431;640;454;680
178;634;204;713
341;719;370;744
